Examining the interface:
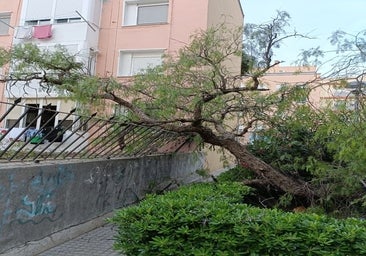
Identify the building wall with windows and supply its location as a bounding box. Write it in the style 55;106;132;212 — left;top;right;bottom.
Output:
259;65;331;107
239;65;331;144
319;80;366;111
96;0;244;78
0;1;21;48
95;0;243;172
0;0;244;172
3;0;103;130
0;0;22;126
260;65;319;89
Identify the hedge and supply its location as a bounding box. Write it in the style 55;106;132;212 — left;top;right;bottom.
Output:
110;182;366;255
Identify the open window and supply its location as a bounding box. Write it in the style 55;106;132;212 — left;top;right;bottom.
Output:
24;104;57;128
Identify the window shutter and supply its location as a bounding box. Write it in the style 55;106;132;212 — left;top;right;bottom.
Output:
137;4;168;25
55;0;82;19
25;0;53;20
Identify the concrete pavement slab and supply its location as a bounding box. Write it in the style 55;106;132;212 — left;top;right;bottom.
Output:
37;224;121;256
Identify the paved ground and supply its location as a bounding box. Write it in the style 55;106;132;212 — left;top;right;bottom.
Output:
37;224;121;256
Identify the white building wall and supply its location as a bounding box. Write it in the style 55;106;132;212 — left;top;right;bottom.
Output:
10;0;102;99
4;0;102;129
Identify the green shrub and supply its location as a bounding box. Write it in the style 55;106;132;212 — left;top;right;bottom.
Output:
216;165;254;182
110;182;366;256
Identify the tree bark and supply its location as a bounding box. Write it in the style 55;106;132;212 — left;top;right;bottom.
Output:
196;127;314;201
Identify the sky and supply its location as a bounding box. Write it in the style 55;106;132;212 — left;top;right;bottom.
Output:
240;0;366;71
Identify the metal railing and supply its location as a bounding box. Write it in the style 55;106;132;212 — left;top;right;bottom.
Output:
0;99;195;163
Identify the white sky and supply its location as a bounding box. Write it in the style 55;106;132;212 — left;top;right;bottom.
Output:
240;0;366;69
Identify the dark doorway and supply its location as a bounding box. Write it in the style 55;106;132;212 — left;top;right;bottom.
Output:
25;104;57;128
41;105;57;127
25;104;39;127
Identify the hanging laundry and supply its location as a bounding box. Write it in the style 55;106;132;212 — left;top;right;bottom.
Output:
15;26;33;39
33;24;52;39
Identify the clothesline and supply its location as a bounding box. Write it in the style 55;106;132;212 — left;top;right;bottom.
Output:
15;24;52;39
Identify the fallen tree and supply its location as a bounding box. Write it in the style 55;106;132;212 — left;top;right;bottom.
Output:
0;12;317;202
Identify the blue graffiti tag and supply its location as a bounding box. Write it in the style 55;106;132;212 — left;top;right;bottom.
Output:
15;166;74;224
16;194;56;219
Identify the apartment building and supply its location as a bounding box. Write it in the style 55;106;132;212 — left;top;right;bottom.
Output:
0;0;243;129
97;0;243;117
97;0;243;80
2;0;102;129
260;65;335;108
0;0;244;171
319;80;366;111
240;65;334;143
96;0;244;171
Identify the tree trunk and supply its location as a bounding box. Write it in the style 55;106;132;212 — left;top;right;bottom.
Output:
231;143;313;200
197;129;314;201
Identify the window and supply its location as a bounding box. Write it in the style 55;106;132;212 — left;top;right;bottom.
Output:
296;84;307;104
257;84;269;91
137;4;168;25
55;19;68;24
55;17;82;24
114;105;130;121
333;99;356;110
0;13;11;35
123;1;168;26
25;0;82;25
25;19;51;26
118;50;164;76
248;125;265;144
276;83;291;91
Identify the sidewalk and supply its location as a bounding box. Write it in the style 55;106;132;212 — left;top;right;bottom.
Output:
37;224;121;256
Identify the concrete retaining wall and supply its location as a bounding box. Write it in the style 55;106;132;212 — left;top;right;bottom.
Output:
0;153;204;254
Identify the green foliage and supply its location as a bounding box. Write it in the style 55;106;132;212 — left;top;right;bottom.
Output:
110;182;366;256
216;165;254;182
298;29;366;77
10;43;83;76
195;168;210;178
241;51;256;75
309;106;366;215
110;182;251;255
249;104;328;178
0;47;10;66
2;43;124;110
247;92;366;216
128;24;244;124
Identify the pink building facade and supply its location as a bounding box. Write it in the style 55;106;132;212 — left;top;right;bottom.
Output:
0;0;22;121
259;65;331;108
95;0;244;171
97;0;244;78
0;0;244;171
0;1;21;48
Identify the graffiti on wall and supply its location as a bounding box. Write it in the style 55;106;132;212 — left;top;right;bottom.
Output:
0;165;75;232
84;162;140;210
